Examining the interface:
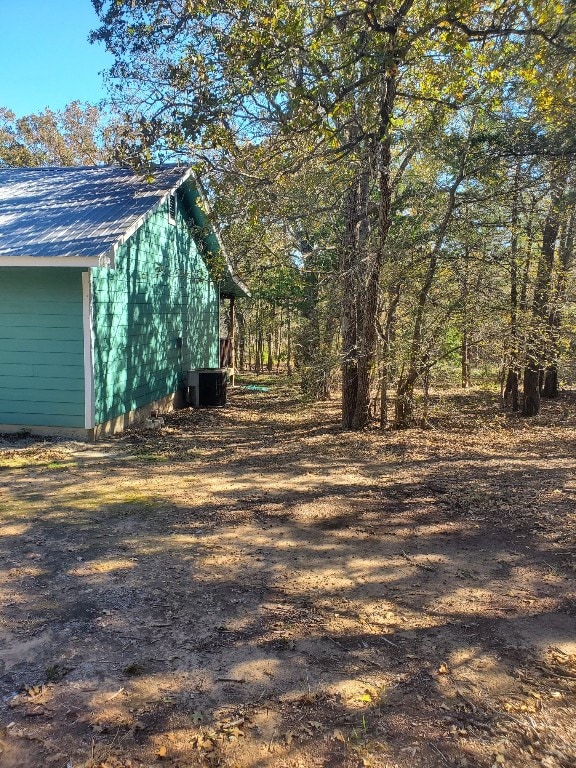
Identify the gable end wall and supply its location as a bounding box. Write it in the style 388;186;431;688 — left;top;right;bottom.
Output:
91;193;219;427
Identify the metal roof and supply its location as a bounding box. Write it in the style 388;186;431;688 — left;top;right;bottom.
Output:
0;165;191;263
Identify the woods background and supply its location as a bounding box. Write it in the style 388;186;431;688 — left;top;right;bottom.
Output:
3;0;576;430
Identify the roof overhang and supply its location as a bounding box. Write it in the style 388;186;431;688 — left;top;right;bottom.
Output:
183;177;251;299
0;255;107;268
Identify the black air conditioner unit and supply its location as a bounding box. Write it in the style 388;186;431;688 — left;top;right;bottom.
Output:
186;368;227;407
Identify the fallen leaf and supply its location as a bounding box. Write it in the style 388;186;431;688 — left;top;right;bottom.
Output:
200;737;214;751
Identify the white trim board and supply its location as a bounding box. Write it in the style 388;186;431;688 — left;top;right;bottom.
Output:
0;256;106;268
82;271;95;430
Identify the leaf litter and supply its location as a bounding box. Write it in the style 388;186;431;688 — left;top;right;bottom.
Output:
0;383;575;767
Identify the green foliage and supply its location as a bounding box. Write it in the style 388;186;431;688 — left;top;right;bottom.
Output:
89;0;576;420
0;101;114;167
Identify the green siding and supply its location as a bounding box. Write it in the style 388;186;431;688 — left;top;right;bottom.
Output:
0;269;85;428
91;194;219;426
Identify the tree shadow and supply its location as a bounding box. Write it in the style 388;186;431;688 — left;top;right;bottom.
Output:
0;389;575;767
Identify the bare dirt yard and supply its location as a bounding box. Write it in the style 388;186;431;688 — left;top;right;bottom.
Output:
1;380;575;768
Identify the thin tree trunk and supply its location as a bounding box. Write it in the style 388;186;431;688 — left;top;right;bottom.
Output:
460;241;472;389
236;305;245;372
523;161;567;414
266;331;273;372
275;308;282;372
379;283;400;428
523;363;540;416
255;329;263;374
351;71;397;430
543;206;575;397
341;161;370;428
286;303;292;376
421;356;432;428
297;244;323;397
504;162;521;410
461;332;471;388
504;368;519;411
395;113;476;428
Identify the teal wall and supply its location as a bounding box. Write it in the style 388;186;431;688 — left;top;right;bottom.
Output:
0;268;85;428
91;191;219;426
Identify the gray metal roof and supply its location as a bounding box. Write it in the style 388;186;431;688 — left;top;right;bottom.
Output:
0;165;190;262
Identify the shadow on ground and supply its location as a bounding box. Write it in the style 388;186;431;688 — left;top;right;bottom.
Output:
0;384;575;768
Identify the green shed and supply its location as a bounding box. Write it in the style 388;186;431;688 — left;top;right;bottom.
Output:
0;166;248;438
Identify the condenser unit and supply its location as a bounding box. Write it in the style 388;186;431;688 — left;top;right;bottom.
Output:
186;368;227;407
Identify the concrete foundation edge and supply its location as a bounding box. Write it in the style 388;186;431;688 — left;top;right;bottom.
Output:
0;389;187;442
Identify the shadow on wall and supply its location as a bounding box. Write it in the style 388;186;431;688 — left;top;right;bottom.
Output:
91;212;219;427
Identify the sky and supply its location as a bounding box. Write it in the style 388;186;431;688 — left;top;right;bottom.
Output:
0;0;113;117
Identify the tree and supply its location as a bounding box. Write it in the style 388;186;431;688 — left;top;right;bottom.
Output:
0;101;114;167
91;0;576;426
206;139;342;392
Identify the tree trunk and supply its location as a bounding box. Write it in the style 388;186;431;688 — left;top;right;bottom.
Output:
379;283;400;428
523;361;540;416
420;358;432;428
461;332;471;389
503;368;519;411
504;162;521;410
395;369;419;429
340;161;370;427
542;366;558;398
543;207;575;398
394;112;476;428
255;329;263;374
267;331;273;372
286;303;292;376
351;72;397;430
275;307;281;372
523;161;568;414
236;305;245;372
296;244;326;398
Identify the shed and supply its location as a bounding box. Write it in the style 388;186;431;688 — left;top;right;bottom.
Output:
0;165;248;438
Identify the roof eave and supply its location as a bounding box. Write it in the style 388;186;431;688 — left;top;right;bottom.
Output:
186;175;251;299
219;273;251;299
0;255;109;268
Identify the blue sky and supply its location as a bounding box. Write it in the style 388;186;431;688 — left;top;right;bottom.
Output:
0;0;113;116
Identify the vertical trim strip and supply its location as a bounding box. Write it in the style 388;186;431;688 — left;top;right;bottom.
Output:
82;271;95;430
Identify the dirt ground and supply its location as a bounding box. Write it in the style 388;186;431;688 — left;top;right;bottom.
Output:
0;380;575;768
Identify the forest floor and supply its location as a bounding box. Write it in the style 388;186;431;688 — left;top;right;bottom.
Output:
0;378;575;768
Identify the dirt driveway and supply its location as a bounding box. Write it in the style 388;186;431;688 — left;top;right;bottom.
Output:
1;381;575;768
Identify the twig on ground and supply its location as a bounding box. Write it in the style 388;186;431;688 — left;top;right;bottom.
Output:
106;687;125;701
400;550;436;571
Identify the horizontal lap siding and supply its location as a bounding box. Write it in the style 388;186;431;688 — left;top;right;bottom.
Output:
0;268;85;427
91;198;219;426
